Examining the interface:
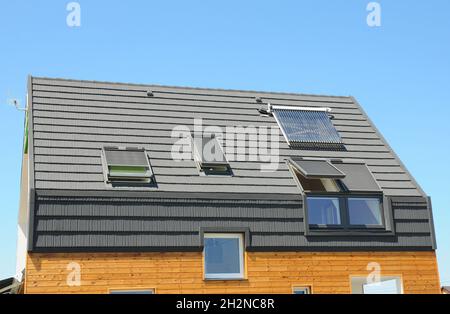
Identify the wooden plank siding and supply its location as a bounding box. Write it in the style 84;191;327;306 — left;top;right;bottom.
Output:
25;251;440;294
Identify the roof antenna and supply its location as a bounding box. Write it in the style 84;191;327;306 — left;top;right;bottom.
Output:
7;98;27;112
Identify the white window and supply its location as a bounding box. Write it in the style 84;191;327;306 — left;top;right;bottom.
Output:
293;286;311;294
351;276;403;294
109;289;155;294
204;233;244;280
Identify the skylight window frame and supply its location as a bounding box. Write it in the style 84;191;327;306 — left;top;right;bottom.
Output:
332;161;383;193
191;134;233;176
101;146;154;184
270;105;345;151
288;157;346;180
109;289;155;294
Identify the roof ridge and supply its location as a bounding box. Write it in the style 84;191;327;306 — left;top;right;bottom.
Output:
31;75;352;99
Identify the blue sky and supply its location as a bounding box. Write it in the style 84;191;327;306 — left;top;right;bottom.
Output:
0;0;449;286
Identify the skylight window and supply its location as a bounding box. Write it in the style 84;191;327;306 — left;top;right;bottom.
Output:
289;157;345;179
288;158;345;193
332;162;381;192
288;158;381;194
102;147;154;184
271;106;345;151
192;134;232;176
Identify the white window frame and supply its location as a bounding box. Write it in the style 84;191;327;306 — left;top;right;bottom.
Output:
293;286;311;294
350;276;403;294
109;288;155;294
204;233;245;280
191;134;232;176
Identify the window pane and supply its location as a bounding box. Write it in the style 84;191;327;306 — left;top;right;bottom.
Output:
110;290;154;294
205;237;241;275
293;287;311;294
351;276;402;294
104;148;149;167
307;197;341;225
363;279;401;294
109;166;149;177
348;198;382;225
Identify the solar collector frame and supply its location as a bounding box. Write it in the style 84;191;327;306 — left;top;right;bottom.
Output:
272;106;346;151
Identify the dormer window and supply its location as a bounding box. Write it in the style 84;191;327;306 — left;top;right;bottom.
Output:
270;105;345;151
288;157;389;233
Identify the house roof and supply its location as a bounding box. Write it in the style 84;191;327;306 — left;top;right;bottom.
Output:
27;76;435;251
28;76;425;197
0;277;20;294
